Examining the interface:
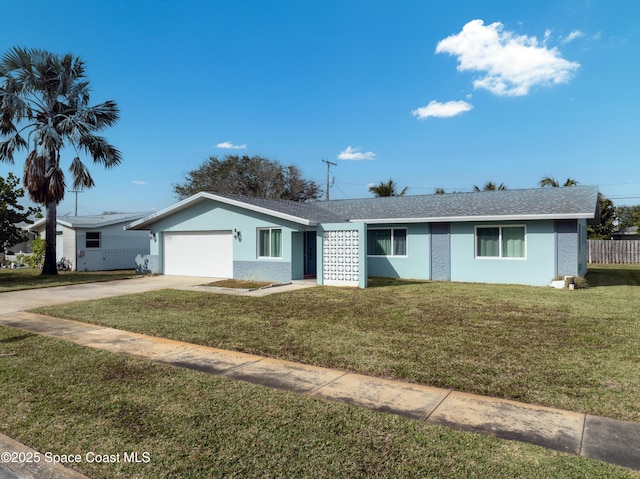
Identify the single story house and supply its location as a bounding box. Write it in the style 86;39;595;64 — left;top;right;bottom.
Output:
126;186;600;287
27;213;151;271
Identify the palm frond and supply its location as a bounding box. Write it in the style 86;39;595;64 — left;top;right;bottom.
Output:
45;166;66;203
24;153;66;204
1;77;32;119
78;135;122;167
540;176;559;187
82;101;120;129
66;80;90;108
34;124;63;153
0;133;27;162
69;157;95;189
23;150;47;201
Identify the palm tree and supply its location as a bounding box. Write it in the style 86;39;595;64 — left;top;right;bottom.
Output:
368;178;408;197
0;47;121;275
473;181;507;191
540;176;578;187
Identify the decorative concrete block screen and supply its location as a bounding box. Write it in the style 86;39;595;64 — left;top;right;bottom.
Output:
322;230;360;287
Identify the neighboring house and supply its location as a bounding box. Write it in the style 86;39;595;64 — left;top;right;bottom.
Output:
611;226;640;240
26;213;151;271
3;221;35;254
126;186;600;287
2;221;35;267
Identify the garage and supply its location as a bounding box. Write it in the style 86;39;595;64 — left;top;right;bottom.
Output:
163;231;233;277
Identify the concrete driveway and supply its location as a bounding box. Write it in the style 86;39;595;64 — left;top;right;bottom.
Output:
0;276;221;315
0;276;317;315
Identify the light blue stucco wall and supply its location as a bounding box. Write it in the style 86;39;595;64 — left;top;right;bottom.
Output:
146;199;312;282
366;223;430;280
450;220;556;286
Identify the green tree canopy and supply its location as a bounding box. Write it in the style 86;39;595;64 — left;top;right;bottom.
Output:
0;172;38;249
615;205;640;230
588;193;616;239
0;47;121;274
368;179;408;197
173;155;321;202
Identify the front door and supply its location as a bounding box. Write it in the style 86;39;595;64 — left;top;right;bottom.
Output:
303;231;317;278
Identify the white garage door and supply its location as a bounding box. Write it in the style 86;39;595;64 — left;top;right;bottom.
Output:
164;231;233;278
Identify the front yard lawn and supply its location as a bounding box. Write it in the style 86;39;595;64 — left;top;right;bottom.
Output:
34;265;640;423
0;327;636;478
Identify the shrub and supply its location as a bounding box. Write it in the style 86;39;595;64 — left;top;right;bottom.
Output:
16;237;45;268
552;275;588;289
570;275;589;289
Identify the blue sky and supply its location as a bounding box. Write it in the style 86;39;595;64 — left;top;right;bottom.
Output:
1;0;639;215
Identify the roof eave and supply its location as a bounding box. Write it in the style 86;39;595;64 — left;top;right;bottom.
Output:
126;192;316;230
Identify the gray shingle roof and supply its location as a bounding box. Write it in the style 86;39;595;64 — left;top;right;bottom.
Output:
215;186;599;223
127;186;599;230
211;193;343;223
28;212;150;231
315;186;599;222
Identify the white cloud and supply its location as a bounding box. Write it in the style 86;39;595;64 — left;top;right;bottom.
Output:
561;30;585;44
338;146;376;161
216;141;246;149
412;100;473;120
132;180;146;185
436;19;580;96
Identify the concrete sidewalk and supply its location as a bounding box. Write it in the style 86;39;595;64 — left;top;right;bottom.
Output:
1;276;639;476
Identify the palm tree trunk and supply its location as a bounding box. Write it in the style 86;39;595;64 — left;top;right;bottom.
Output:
41;200;58;275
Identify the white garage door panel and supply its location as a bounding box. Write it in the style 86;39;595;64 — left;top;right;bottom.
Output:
164;232;233;277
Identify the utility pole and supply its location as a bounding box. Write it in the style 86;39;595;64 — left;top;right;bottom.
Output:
322;159;337;201
68;189;84;216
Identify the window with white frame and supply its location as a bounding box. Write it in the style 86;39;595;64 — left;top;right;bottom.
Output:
258;228;282;258
86;231;101;249
476;226;525;258
367;228;407;256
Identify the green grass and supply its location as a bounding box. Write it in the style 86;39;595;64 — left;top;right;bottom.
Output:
34;265;640;423
0;268;139;292
1;326;637;478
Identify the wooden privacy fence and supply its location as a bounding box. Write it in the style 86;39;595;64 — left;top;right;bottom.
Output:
588;240;640;264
